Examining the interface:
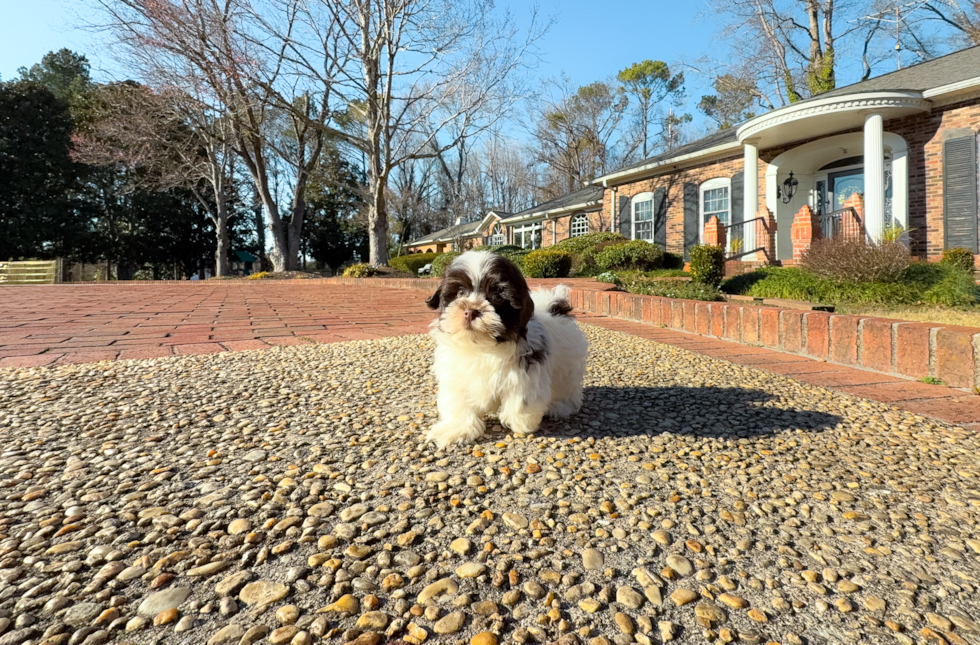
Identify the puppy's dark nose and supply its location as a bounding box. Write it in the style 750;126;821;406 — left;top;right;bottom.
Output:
463;309;481;323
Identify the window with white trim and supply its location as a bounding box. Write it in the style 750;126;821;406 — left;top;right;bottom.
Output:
486;223;505;246
699;177;731;240
569;214;589;237
631;192;654;241
514;222;542;249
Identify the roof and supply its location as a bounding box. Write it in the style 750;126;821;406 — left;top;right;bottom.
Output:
501;185;604;224
234;250;257;263
594;45;980;185
815;44;980;99
406;219;483;246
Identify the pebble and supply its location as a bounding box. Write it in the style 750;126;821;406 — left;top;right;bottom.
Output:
137;588;191;617
239;581;288;607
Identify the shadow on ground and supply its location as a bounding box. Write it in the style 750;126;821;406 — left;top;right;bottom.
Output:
538;386;843;439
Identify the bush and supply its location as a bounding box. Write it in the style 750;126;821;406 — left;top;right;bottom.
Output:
800;236;910;283
614;271;722;301
484;244;522;254
342;263;377;278
662;252;685;270
553;231;626;255
595;240;664;272
431;252;459;277
721;263;980;307
494;248;530;272
247;271;270;280
942;247;976;274
389;252;438;275
133;265;154;280
688;244;726;287
522;249;572;278
923;269;980;307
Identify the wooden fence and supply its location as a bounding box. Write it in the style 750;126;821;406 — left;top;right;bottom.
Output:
0;260;60;285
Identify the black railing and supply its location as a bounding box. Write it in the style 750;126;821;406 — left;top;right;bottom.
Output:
818;207;861;239
721;216;765;260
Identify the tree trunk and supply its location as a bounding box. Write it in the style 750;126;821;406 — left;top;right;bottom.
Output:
286;187;307;271
367;167;389;266
254;199;266;271
261;197;288;272
214;210;230;278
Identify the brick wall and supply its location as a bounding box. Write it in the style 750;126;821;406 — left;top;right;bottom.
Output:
538;209;607;247
336;277;980;391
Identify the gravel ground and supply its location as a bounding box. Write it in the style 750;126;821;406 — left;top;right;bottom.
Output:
1;324;979;645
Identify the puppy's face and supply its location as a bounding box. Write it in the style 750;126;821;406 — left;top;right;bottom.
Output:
426;251;533;343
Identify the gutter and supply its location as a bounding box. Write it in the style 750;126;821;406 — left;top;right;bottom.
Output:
923;76;980;98
499;200;602;225
592;141;742;187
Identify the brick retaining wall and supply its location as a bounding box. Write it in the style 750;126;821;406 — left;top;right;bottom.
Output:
331;277;980;391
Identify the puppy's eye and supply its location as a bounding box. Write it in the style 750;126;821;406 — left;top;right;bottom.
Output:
457;287;467;298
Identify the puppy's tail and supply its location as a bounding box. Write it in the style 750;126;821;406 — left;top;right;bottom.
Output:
531;284;574;318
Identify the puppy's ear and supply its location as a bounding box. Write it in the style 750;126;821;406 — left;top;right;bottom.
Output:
425;287;441;309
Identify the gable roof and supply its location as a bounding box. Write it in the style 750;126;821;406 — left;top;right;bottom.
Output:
406;219;484;246
500;185;604;224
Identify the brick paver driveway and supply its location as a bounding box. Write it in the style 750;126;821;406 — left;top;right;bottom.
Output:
0;281;431;367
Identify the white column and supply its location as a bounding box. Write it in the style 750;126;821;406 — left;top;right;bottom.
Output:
743;139;759;259
864;112;885;240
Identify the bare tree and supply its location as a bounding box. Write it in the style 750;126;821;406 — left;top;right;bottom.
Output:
72;82;236;276
303;0;546;266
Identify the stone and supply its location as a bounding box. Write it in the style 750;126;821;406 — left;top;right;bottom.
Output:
718;594;749;609
357;612;389;630
215;571;251;596
665;555;693;576
64;604;102;625
471;633;498;645
207;624;244;645
269;626;300;645
616;586;645;610
502;513;528;529
228;519;251;534
137;587;192;617
239;581;288;607
670;589;698;606
418;579;459;604
614;613;635;635
186;560;232;577
455;562;486;578
695;601;727;626
450;538;472;555
319;594;359;614
581;549;604;570
433;611;466;634
154;608;179;626
308;502;335;518
276;605;299;625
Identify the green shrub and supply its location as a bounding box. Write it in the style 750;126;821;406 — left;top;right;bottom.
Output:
342;263;377;278
595;240;664;272
133;265;154;280
721;263;980;307
923;269;980;307
485;244;522;254
942;247;976;274
662;252;685;270
800;236;910;283
389;252;439;275
615;271;722;301
431;252;459;277
247;271;270;280
553;231;626;255
688;244;726;287
522;249;572;278
495;248;530;272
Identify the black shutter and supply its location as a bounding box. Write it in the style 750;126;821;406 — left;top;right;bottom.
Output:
618;195;631;238
943;134;979;253
730;172;744;227
653;187;667;248
683;182;699;260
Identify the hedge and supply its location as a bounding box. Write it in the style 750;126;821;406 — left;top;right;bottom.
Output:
342;263;377;278
594;240;664;271
389;252;439;275
553;231;626;255
522;249;572;278
942;247;976;274
688;244;726;287
432;252;459;277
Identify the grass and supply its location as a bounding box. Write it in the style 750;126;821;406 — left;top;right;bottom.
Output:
835;304;980;327
611;270;722;301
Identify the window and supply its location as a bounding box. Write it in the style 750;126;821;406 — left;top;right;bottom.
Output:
699;178;731;241
486;223;505;246
514;222;542;249
632;193;654;241
569;214;589;238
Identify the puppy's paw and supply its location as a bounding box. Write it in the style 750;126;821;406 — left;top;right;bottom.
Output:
426;419;485;449
546;399;580;420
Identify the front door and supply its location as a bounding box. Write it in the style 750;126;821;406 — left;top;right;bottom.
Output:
829;169;863;211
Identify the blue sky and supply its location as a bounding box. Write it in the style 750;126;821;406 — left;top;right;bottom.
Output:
1;0;722;100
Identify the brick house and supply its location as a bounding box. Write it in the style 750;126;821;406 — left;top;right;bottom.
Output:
405;211;508;253
498;185;606;248
592;46;980;267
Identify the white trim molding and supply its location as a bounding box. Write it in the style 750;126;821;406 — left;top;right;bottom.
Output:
593;141;742;187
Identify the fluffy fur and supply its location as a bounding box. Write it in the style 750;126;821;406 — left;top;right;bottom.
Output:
425;250;589;448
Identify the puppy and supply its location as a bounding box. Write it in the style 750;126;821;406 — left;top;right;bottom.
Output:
425;250;589;448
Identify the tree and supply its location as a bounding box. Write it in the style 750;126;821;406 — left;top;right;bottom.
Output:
18;49;95;122
73;82;237;276
303;147;367;271
698;74;759;129
0;81;85;260
532;79;628;198
617;60;685;159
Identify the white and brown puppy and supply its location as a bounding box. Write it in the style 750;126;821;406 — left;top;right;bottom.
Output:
425;250;589;448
